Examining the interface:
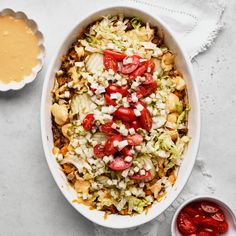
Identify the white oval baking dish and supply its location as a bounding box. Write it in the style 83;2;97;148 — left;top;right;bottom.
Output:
41;6;200;229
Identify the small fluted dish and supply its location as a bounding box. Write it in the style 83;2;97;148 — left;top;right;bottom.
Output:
0;8;45;91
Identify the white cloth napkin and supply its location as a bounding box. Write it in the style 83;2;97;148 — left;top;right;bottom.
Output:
95;0;226;59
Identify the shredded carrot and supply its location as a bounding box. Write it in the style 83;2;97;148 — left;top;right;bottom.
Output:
62;163;74;174
60;145;68;155
144;189;152;196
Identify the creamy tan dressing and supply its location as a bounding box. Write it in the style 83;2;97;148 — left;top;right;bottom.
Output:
0;15;40;84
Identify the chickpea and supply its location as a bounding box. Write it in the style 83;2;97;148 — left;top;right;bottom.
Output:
61;123;72;139
166;93;180;113
172;76;186;91
168;129;179;141
51;103;68;125
167;112;178;123
161;52;174;71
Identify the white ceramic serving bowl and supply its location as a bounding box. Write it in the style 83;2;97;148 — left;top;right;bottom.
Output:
0;8;45;91
40;6;200;229
171;195;236;235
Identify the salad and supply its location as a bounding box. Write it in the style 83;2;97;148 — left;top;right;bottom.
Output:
51;15;190;215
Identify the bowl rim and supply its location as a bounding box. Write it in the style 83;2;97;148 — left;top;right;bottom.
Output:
40;5;201;228
171;195;236;235
0;8;45;92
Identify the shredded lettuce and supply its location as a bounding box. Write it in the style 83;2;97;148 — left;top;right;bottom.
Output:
127;196;147;213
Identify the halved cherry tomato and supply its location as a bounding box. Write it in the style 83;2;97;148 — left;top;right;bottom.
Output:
121;55;141;74
193;216;219;229
114;107;136;122
108;156;132;171
143;73;154;85
146;59;155;73
136;81;158;98
93;144;105;157
104;55;118;72
193;202;208;216
82;114;94;131
218;221;228;233
106;84;128;97
130;171;151;180
177;212;197;234
182;206;200;218
127;134;143;145
139;107;152;131
121;146;133;156
104;49;126;61
130;120;141;130
201;202;219;214
105;94;116;106
129;64;147;80
198;232;211;236
211;211;225;222
199;228;219;236
100;121;118;136
104;134;123;155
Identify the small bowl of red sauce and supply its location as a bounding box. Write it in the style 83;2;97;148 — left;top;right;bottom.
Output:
171;196;236;236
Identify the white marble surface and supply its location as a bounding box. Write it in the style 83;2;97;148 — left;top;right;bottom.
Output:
0;0;236;235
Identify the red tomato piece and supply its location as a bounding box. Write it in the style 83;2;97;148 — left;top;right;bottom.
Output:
211;211;225;222
199;228;220;236
130;120;141;130
104;55;118;72
130;171;151;180
114;107;136;122
143;73;154;85
129;64;147;80
146;60;155;73
218;221;228;234
108;156;132;171
106;84;128;97
121;55;141;74
198;232;211;236
193;216;219;229
182;206;200;218
100;121;118;136
82;114;94;131
177;212;197;234
139;107;152;131
93;144;105;157
104;134;123;155
104;49;126;61
136;81;158;98
105;94;117;106
193;203;208;216
121;146;133;157
127;134;143;146
201;202;219;214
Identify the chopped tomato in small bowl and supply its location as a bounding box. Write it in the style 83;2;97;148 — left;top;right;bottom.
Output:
171;196;236;236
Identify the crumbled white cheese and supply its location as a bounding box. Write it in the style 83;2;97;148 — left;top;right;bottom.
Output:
118;140;128;150
128;128;135;135
75;61;84;67
136;103;144;111
64;91;70;98
110;92;122;100
131;93;138;102
134;109;141;117
124;156;132;162
140;169;146;176
131;81;139;89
